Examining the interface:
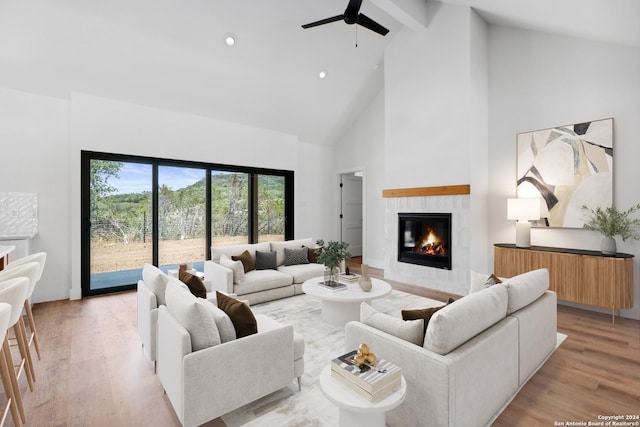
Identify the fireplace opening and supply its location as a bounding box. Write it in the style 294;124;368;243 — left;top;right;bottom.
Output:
398;213;452;270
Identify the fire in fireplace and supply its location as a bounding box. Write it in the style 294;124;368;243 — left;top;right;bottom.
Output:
397;213;452;270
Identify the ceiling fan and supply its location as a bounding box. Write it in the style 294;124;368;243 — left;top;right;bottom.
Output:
301;0;389;36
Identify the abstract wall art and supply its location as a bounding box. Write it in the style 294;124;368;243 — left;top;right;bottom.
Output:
516;118;613;228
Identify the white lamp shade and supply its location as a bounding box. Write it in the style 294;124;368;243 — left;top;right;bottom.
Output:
507;198;541;221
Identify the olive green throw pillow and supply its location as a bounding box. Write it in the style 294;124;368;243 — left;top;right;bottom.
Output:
216;291;258;338
178;270;207;299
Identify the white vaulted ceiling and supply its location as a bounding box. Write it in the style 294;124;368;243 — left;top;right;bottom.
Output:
0;0;638;145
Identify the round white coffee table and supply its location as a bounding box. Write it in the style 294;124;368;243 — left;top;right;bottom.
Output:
302;277;392;326
319;365;406;427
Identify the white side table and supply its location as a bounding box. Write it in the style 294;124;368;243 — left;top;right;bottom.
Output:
318;365;406;427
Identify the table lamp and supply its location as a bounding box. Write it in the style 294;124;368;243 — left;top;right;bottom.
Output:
507;198;541;247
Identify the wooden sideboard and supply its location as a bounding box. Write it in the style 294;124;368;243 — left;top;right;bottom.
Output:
494;244;634;324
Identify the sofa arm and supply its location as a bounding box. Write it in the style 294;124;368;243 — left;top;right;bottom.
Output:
157;306;192;423
204;260;234;294
137;280;159;361
181;321;294;427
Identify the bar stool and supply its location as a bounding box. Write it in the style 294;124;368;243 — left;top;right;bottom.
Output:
0;302;20;426
0;277;30;425
2;253;46;360
0;264;39;391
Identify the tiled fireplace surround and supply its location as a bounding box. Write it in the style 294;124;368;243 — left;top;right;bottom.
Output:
385;193;470;296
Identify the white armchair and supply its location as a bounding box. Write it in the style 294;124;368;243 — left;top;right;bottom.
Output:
157;304;300;427
136;264;236;370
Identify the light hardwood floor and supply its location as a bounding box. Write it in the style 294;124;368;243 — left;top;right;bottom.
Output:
8;263;640;426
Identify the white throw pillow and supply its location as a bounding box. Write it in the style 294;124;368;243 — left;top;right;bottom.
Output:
203;301;237;343
220;254;246;284
360;302;424;346
469;270;507;294
165;284;221;351
142;264;170;306
502;268;549;314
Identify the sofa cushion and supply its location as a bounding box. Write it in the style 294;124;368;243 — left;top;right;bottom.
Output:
216;292;257;338
203;302;237;343
232;250;255;273
178;270;207;298
502;268;549;314
237;269;293;294
278;263;325;284
360;302;424;346
424;285;508;355
469;270;507;294
271;238;315;266
165;284;221;351
284;247;309;266
255;250;277;270
220;254;246;284
210;242;270;263
142;264;170;306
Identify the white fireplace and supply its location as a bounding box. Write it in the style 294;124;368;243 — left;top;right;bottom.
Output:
385;192;470;296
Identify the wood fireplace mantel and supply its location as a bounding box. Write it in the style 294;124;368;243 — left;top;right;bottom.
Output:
382;184;470;198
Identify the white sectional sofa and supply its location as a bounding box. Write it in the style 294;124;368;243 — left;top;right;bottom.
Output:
344;268;557;427
204;238;326;305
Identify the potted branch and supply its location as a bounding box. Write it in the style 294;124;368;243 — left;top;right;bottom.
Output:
582;204;640;254
315;239;351;286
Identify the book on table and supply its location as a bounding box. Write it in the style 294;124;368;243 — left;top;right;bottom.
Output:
331;369;401;402
330;350;401;397
338;272;360;283
317;281;347;292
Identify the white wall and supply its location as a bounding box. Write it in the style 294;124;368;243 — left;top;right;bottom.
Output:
333;90;386;268
68;93;333;298
0;88;333;302
0;88;71;303
488;27;640;319
381;4;489;292
384;3;472;189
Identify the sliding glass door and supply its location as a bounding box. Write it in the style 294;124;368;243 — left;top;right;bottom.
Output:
81;151;294;297
158;166;206;269
86;159;153;293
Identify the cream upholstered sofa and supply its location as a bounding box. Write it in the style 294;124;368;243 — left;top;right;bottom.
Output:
157;283;304;427
204;237;325;305
344;268;557;427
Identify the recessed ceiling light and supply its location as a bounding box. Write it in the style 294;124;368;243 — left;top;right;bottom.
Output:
318;71;327;79
224;33;237;47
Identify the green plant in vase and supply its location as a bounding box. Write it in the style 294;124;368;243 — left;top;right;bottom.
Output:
315;239;351;286
582;204;640;254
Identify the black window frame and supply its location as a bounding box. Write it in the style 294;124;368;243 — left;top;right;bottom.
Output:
81;150;294;297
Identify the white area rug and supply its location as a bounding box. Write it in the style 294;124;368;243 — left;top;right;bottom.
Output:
221;290;444;427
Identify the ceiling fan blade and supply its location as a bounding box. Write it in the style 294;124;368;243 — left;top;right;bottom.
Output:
356;13;389;36
302;15;344;29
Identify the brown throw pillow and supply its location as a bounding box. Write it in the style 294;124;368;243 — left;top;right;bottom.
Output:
178;271;207;299
402;305;447;337
232;250;255;273
216;291;258;338
305;246;322;263
483;273;502;288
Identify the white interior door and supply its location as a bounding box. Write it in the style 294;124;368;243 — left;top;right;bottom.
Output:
340;173;363;257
